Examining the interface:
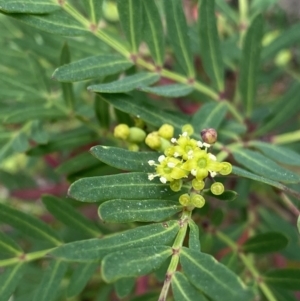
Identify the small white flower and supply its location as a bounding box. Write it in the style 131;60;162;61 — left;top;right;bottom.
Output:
148;174;155;180
191;169;197;176
209;154;217;161
210;171;217;178
182;132;188;137
174;152;180;157
203;142;211;148
160;176;167;184
167;162;176;168
171;138;177;143
158;155;166;163
197;141;203;148
148;160;155;166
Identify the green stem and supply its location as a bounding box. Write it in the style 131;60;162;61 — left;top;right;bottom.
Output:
0;248;55;268
225;100;245;125
216;231;277;301
158;210;191;301
238;0;248;44
62;2;90;28
272;130;300;144
89;0;96;24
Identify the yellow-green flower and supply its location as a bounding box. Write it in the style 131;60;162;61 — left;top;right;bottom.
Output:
171;133;199;160
181;149;223;180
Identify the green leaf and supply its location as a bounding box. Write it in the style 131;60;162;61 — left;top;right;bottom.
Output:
4;105;66;124
263;269;300;290
0;263;27;301
172;272;207;301
99;93;187;135
87;0;103;24
232;148;300;183
298;215;300;235
42;195;101;237
142;0;165;66
180;248;253;301
249;141;300;166
163;0;194;77
60;43;75;110
188;220;201;251
262;24;300;61
215;0;238;24
203;189;238;202
140;84;193;98
238;14;264;116
90;146;159;172
199;0;224;91
117;0;142;53
114;278;135;299
52;55;133;82
12;132;29;152
30;121;49;144
10;10;87;36
102;246;172;282
191;102;228;135
69;172;185;203
98;199;182;223
51;220;179;261
0;231;23;256
255;82;300;136
67;263;97;298
243;232;288;254
0;0;59;13
32;260;68;301
88;72;160;93
94;94;110;129
0;203;62;246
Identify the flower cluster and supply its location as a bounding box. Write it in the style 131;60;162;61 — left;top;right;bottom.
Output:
147;124;232;209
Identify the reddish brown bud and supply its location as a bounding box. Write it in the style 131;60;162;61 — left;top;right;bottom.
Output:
201;128;217;144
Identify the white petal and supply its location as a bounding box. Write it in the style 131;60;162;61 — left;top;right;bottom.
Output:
148;160;155;166
182;132;188;137
191;169;197;176
203;142;211;148
197;141;203;148
160;177;167;184
208;154;217;161
148;174;155;180
210;171;217;178
171;138;177;143
174;152;180;157
167;162;176;168
158;155;166;163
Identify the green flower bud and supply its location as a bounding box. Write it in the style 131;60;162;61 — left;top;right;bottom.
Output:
102;0;119;22
170;179;182;192
145;132;161;150
179;193;190;206
219;162;232;175
275;49;292;67
182;124;194;136
201;128;217;144
190;194;205;208
114;124;130;140
211;182;224;195
158;137;172;152
192;179;205;191
158;124;174;140
128;143;139;152
128;127;146;143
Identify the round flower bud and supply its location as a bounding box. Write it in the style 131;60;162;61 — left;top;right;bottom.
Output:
102;0;119;22
192;179;205;191
179;193;190;206
275;49;292;67
170;179;182;192
114;124;130;140
159;137;172;152
158;124;174;140
219;162;232;175
128;143;139;152
145;132;161;150
182;124;194;136
190;194;205;208
201;128;217;144
128;127;146;143
211;182;224;195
